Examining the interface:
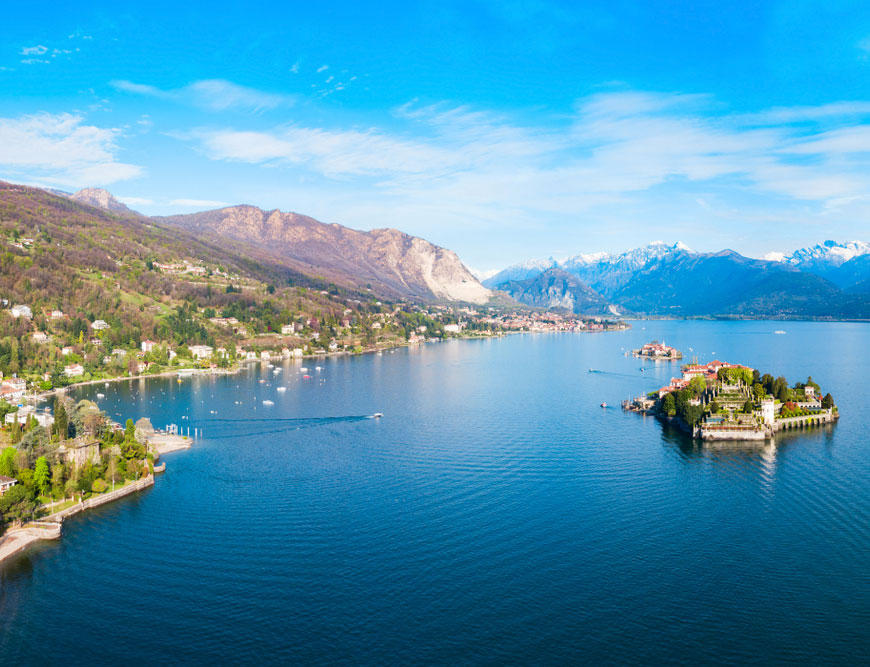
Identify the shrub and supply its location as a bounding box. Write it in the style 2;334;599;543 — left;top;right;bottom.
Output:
91;478;107;493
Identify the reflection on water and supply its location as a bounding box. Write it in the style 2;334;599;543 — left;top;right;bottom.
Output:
0;322;867;663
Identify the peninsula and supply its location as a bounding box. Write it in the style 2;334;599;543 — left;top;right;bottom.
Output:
0;395;188;566
624;360;838;441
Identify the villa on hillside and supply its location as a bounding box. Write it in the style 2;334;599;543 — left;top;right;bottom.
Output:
0;475;17;495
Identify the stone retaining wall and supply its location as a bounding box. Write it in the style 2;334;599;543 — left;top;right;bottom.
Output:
46;475;154;523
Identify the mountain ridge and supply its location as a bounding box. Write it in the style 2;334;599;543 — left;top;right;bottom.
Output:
488;241;869;319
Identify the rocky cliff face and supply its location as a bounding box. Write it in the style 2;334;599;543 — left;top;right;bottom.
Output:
69;188;133;214
158;205;491;304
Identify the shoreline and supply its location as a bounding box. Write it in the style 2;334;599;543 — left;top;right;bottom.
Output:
0;475;155;568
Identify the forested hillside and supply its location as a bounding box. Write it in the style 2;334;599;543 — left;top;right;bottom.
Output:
0;182;482;387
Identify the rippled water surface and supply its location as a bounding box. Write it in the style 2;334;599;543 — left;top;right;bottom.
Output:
1;321;868;664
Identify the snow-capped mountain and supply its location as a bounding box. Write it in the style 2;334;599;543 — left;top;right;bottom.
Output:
769;240;870;288
483;242;694;291
486;240;870;318
782;240;870;269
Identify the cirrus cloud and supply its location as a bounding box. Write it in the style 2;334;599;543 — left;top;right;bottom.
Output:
111;78;296;112
0;112;141;186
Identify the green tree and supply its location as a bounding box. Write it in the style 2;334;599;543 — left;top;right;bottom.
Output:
33;456;50;496
822;393;834;409
662;393;676;416
0;484;37;527
125;418;136;442
53;398;68;440
9;418;21;444
0;447;16;477
743;400;754;414
710;401;720;414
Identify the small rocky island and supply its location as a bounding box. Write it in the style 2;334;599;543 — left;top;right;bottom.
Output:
632;340;682;360
623;360;838;441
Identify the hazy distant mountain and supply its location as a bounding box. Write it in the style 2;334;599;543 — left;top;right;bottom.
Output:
69;187;135;215
485;258;558;286
495;267;619;316
487;241;870;319
158;205;491;304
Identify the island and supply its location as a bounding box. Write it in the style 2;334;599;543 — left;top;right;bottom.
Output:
623;359;838;441
632;340;682;360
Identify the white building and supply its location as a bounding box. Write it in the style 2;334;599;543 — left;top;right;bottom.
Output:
0;378;27;401
64;363;85;377
443;324;462;334
189;345;213;360
32;331;50;343
5;405;54;429
141;339;156;353
10;305;32;319
91;319;110;330
50;309;64;319
0;476;16;495
281;324;295;335
61;346;74;356
761;398;776;426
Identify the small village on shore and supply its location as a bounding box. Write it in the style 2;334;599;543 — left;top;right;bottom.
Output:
0;299;628;566
623;343;838;442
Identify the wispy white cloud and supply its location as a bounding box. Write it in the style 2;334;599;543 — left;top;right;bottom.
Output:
20;45;48;56
110;79;296;112
0;112;141;186
116;196;153;206
172;90;870;252
169;198;231;208
316;65;328;73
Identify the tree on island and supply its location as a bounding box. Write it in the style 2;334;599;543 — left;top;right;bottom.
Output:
822;393;834;410
743;400;754;414
710;401;720;414
662;393;676;416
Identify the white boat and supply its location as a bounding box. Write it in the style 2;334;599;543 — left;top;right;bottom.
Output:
315;366;322;371
273;368;281;374
96;393;105;399
262;400;274;406
600;402;608;408
300;367;308;372
277;386;287;392
372;412;383;418
774;330;786;335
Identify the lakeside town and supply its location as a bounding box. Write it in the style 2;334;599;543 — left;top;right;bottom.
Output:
0;297;627;563
623;343;838;441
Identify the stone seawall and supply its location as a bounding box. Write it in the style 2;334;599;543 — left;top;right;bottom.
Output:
0;476;155;567
46;475;154;523
699;427;769;441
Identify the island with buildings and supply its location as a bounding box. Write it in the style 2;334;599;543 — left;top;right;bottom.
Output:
632;340;682;360
623;359;838;441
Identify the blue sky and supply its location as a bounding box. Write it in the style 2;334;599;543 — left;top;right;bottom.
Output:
1;1;870;271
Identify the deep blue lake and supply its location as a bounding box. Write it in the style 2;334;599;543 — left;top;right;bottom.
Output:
1;321;868;664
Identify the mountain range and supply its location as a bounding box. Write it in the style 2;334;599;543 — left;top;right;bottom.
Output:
51;187;490;304
485;241;870;319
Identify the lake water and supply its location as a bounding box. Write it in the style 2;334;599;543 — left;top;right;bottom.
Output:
1;321;868;664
